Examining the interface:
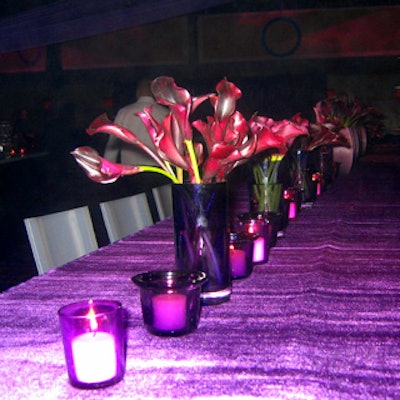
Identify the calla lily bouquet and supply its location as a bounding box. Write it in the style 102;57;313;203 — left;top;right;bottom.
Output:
303;123;351;152
249;112;310;185
72;77;309;185
313;93;368;129
246;113;310;213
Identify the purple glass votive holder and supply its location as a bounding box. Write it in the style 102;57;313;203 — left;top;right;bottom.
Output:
229;232;253;279
58;299;126;389
237;212;270;264
132;270;207;336
312;172;323;196
283;187;298;220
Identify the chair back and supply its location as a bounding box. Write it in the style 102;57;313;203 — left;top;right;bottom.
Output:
100;193;153;243
152;184;173;220
24;206;98;275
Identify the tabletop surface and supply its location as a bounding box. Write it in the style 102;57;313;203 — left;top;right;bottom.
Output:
0;160;399;400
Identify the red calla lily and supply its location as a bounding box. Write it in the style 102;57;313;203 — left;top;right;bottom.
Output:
73;76;310;185
305;123;351;151
71;147;141;183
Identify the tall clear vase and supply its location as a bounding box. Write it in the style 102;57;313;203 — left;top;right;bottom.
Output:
293;149;317;204
248;183;282;247
249;156;284;246
316;145;335;188
172;183;231;306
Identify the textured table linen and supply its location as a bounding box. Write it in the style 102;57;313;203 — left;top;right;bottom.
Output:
0;161;399;400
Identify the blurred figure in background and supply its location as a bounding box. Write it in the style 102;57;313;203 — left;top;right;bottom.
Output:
104;78;168;165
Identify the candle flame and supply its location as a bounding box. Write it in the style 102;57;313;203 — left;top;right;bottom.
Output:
86;300;98;332
247;225;255;235
229;244;235;251
312;173;321;182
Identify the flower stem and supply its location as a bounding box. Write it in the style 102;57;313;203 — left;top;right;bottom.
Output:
139;166;180;184
177;167;183;184
185;139;201;184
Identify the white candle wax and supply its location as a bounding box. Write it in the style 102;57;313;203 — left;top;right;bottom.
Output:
252;236;265;263
288;201;297;219
72;331;117;384
230;247;247;277
152;293;187;331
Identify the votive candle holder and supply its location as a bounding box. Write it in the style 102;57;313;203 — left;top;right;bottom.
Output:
283;187;298;220
58;299;126;389
229;232;253;279
237;212;270;264
132;270;207;336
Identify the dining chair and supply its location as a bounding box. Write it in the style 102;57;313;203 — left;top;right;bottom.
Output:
152;184;173;220
100;192;154;243
24;206;99;275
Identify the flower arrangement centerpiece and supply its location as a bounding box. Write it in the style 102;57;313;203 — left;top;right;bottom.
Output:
301;121;352;189
72;76;296;186
304;123;350;152
71;76;310;305
313;92;368;129
311;93;370;177
246;113;309;213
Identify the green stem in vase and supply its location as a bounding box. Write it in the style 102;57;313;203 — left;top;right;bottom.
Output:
139;166;180;184
252;154;285;213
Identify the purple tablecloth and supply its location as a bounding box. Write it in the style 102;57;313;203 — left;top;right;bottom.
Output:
1;161;399;399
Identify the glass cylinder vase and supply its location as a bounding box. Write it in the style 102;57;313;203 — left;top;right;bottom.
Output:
172;183;231;306
248;183;283;247
249;183;283;214
293;149;317;204
316;145;335;187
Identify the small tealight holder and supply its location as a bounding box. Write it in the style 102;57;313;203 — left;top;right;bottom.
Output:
237;212;270;264
312;172;323;196
58;299;126;389
229;232;253;279
132;270;207;336
283;188;298;220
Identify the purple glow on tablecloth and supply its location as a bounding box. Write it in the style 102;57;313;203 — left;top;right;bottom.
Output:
0;162;400;399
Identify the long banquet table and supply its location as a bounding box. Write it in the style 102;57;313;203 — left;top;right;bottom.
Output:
1;160;400;400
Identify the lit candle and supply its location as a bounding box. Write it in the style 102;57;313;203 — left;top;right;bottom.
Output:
229;245;247;277
240;215;269;264
152;293;187;331
72;331;117;384
58;299;125;388
252;236;266;263
288;202;297;219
